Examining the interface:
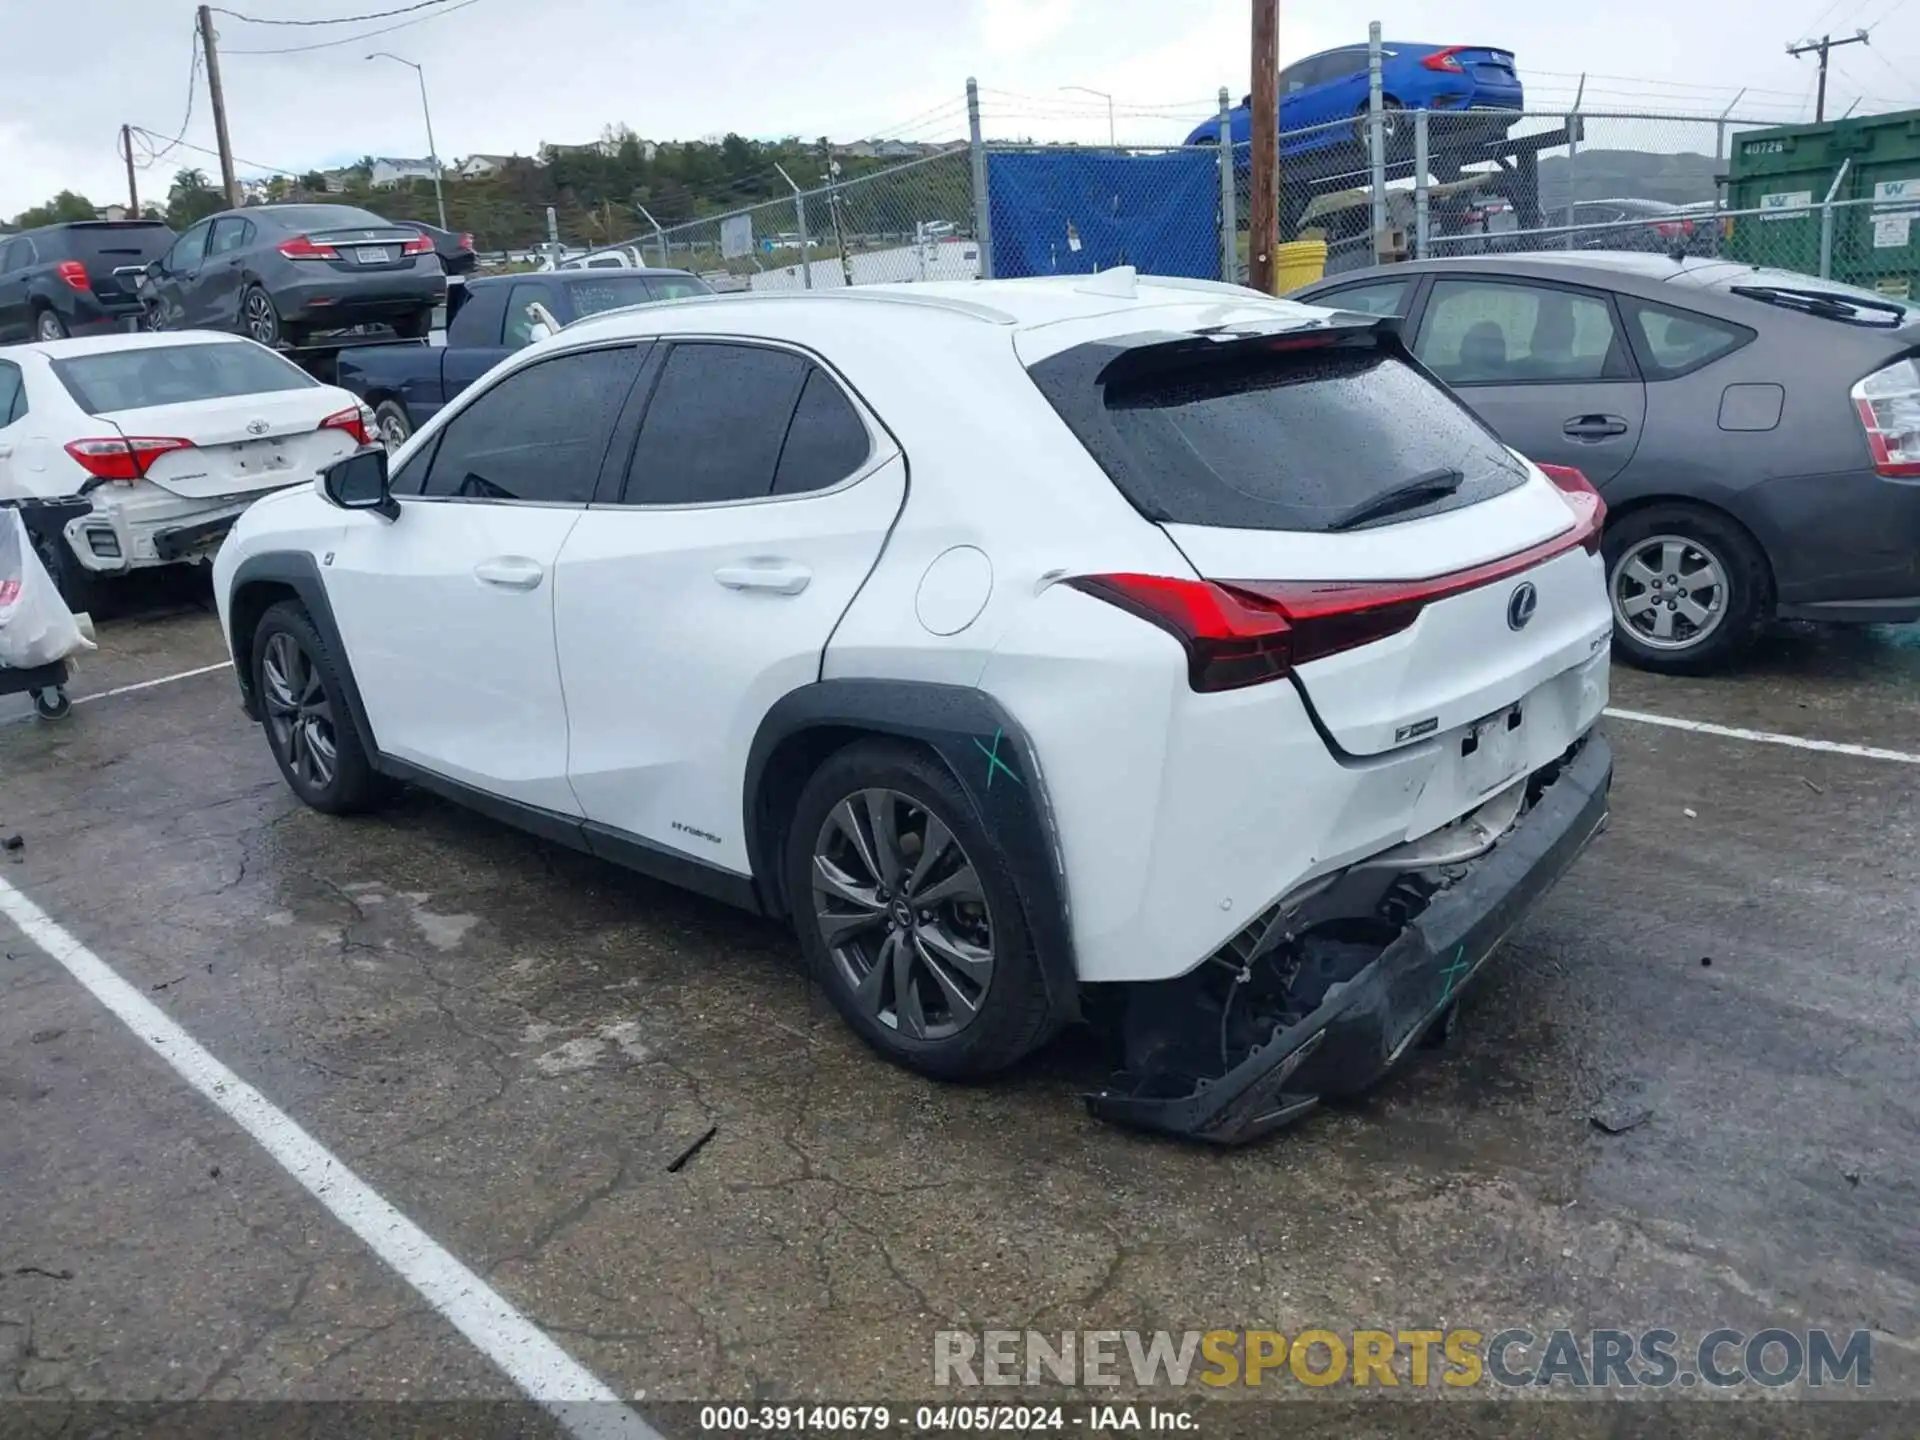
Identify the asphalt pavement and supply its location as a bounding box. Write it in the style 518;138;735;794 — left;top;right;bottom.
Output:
2;577;1917;1431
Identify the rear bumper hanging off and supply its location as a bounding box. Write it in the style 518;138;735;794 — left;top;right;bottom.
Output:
1085;733;1613;1145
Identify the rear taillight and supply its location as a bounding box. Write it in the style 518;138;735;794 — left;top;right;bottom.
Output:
64;436;194;482
278;234;340;261
457;232;474;252
400;233;434;256
1068;487;1606;692
1421;46;1466;72
56;260;90;291
1536;463;1607;552
320;403;377;446
1851;358;1920;478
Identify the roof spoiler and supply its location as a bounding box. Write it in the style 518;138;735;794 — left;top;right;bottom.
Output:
1094;310;1399;387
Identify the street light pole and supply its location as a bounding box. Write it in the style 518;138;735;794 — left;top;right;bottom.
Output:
1060;85;1115;147
368;51;448;231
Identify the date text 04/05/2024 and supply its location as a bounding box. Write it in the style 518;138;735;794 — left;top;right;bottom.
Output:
696;1404;1195;1432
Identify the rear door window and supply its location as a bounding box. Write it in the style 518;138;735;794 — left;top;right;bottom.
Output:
619;342;810;505
772;368;871;495
207;217;254;257
0;238;31;272
1027;336;1528;534
0;362;25;426
1413;279;1630;384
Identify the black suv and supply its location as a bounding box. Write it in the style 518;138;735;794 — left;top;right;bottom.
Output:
0;219;177;342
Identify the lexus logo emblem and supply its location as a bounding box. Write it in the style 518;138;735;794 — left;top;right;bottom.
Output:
245;419;269;436
1506;582;1539;631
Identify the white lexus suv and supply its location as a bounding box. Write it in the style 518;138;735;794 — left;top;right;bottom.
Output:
213;269;1614;1144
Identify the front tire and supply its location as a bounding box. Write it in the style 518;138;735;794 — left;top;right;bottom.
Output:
239;284;283;346
1604;503;1770;674
785;741;1056;1081
251;600;386;814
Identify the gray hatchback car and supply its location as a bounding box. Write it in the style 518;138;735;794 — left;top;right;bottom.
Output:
1295;253;1920;672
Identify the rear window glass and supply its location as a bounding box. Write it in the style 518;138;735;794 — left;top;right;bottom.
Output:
51;342;316;415
568;276;705;316
1030;339;1528;533
59;225;175;264
260;206;392;231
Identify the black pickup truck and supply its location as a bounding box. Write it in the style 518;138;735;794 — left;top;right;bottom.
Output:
334;267;712;446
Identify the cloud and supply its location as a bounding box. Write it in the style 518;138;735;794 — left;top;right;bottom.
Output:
978;0;1079;57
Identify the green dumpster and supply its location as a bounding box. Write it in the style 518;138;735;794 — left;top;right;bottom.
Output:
1725;109;1920;298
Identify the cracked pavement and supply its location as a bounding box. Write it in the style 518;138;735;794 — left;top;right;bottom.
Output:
2;591;1918;1420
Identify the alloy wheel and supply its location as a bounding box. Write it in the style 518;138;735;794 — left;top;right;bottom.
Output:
1610;533;1728;651
261;631;338;790
36;311;65;341
243;291;279;344
811;788;995;1041
377;411;410;451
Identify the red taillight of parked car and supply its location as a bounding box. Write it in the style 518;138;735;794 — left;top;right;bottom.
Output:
320;403;377;446
1067;490;1606;692
457;232;474;252
1536;463;1608;552
55;260;90;291
1421;46;1467;72
64;436;195;482
1653;219;1696;240
400;233;434;257
278;234;341;261
1851;358;1920;478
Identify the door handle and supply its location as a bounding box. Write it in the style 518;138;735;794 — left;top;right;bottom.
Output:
1563;415;1629;440
714;561;812;595
473;556;545;590
0;445;13;460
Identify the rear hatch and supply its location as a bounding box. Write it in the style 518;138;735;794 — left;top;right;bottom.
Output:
1454;46;1520;100
1025;318;1610;761
57;221;174;304
49;339;359;500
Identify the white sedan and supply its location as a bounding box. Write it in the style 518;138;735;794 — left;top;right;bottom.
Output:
0;330;373;612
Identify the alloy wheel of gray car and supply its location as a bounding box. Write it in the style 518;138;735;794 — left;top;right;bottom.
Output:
261;630;338;791
374;400;412;452
241;287;281;345
1609;532;1728;652
35;308;68;341
811;788;995;1042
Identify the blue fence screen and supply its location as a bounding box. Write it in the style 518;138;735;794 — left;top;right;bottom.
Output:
986;150;1220;280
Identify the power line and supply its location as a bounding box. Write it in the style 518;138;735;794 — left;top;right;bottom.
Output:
126;30;202;170
224;0;482;54
211;0;454;24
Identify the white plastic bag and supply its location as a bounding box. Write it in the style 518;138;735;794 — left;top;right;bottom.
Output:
0;508;96;670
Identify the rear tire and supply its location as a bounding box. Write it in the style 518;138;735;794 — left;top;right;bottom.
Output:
391;308;433;340
34;307;68;341
373;399;412;451
251;600;387;814
239;284;283;347
1604;503;1770;675
785;740;1056;1082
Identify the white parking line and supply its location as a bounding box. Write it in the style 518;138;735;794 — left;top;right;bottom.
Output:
72;659;234;705
0;875;660;1440
1604;707;1920;765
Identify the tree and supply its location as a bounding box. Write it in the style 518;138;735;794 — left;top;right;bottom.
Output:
301;170;328;193
166;168;224;226
10;190;99;228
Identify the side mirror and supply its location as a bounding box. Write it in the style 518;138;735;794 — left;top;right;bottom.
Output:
320;448;399;521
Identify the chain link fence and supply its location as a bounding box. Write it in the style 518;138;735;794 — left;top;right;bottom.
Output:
564;87;1909;303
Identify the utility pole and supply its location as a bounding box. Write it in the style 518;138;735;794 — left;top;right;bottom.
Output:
1788;30;1869;123
819;137;853;288
197;4;239;208
1248;0;1279;293
121;124;139;216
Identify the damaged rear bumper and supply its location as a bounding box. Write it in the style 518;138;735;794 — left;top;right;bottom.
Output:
1085;732;1613;1145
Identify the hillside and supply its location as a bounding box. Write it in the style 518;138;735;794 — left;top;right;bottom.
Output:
1536;148;1723;209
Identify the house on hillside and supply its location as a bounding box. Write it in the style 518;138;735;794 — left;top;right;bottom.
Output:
370;157;438;188
318;167;357;192
98;203;128;221
454;153;520;179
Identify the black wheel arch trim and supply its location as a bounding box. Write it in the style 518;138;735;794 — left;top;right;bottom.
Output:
744;679;1082;1023
227;550;380;763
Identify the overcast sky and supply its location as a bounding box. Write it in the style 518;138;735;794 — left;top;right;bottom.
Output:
4;0;1917;217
